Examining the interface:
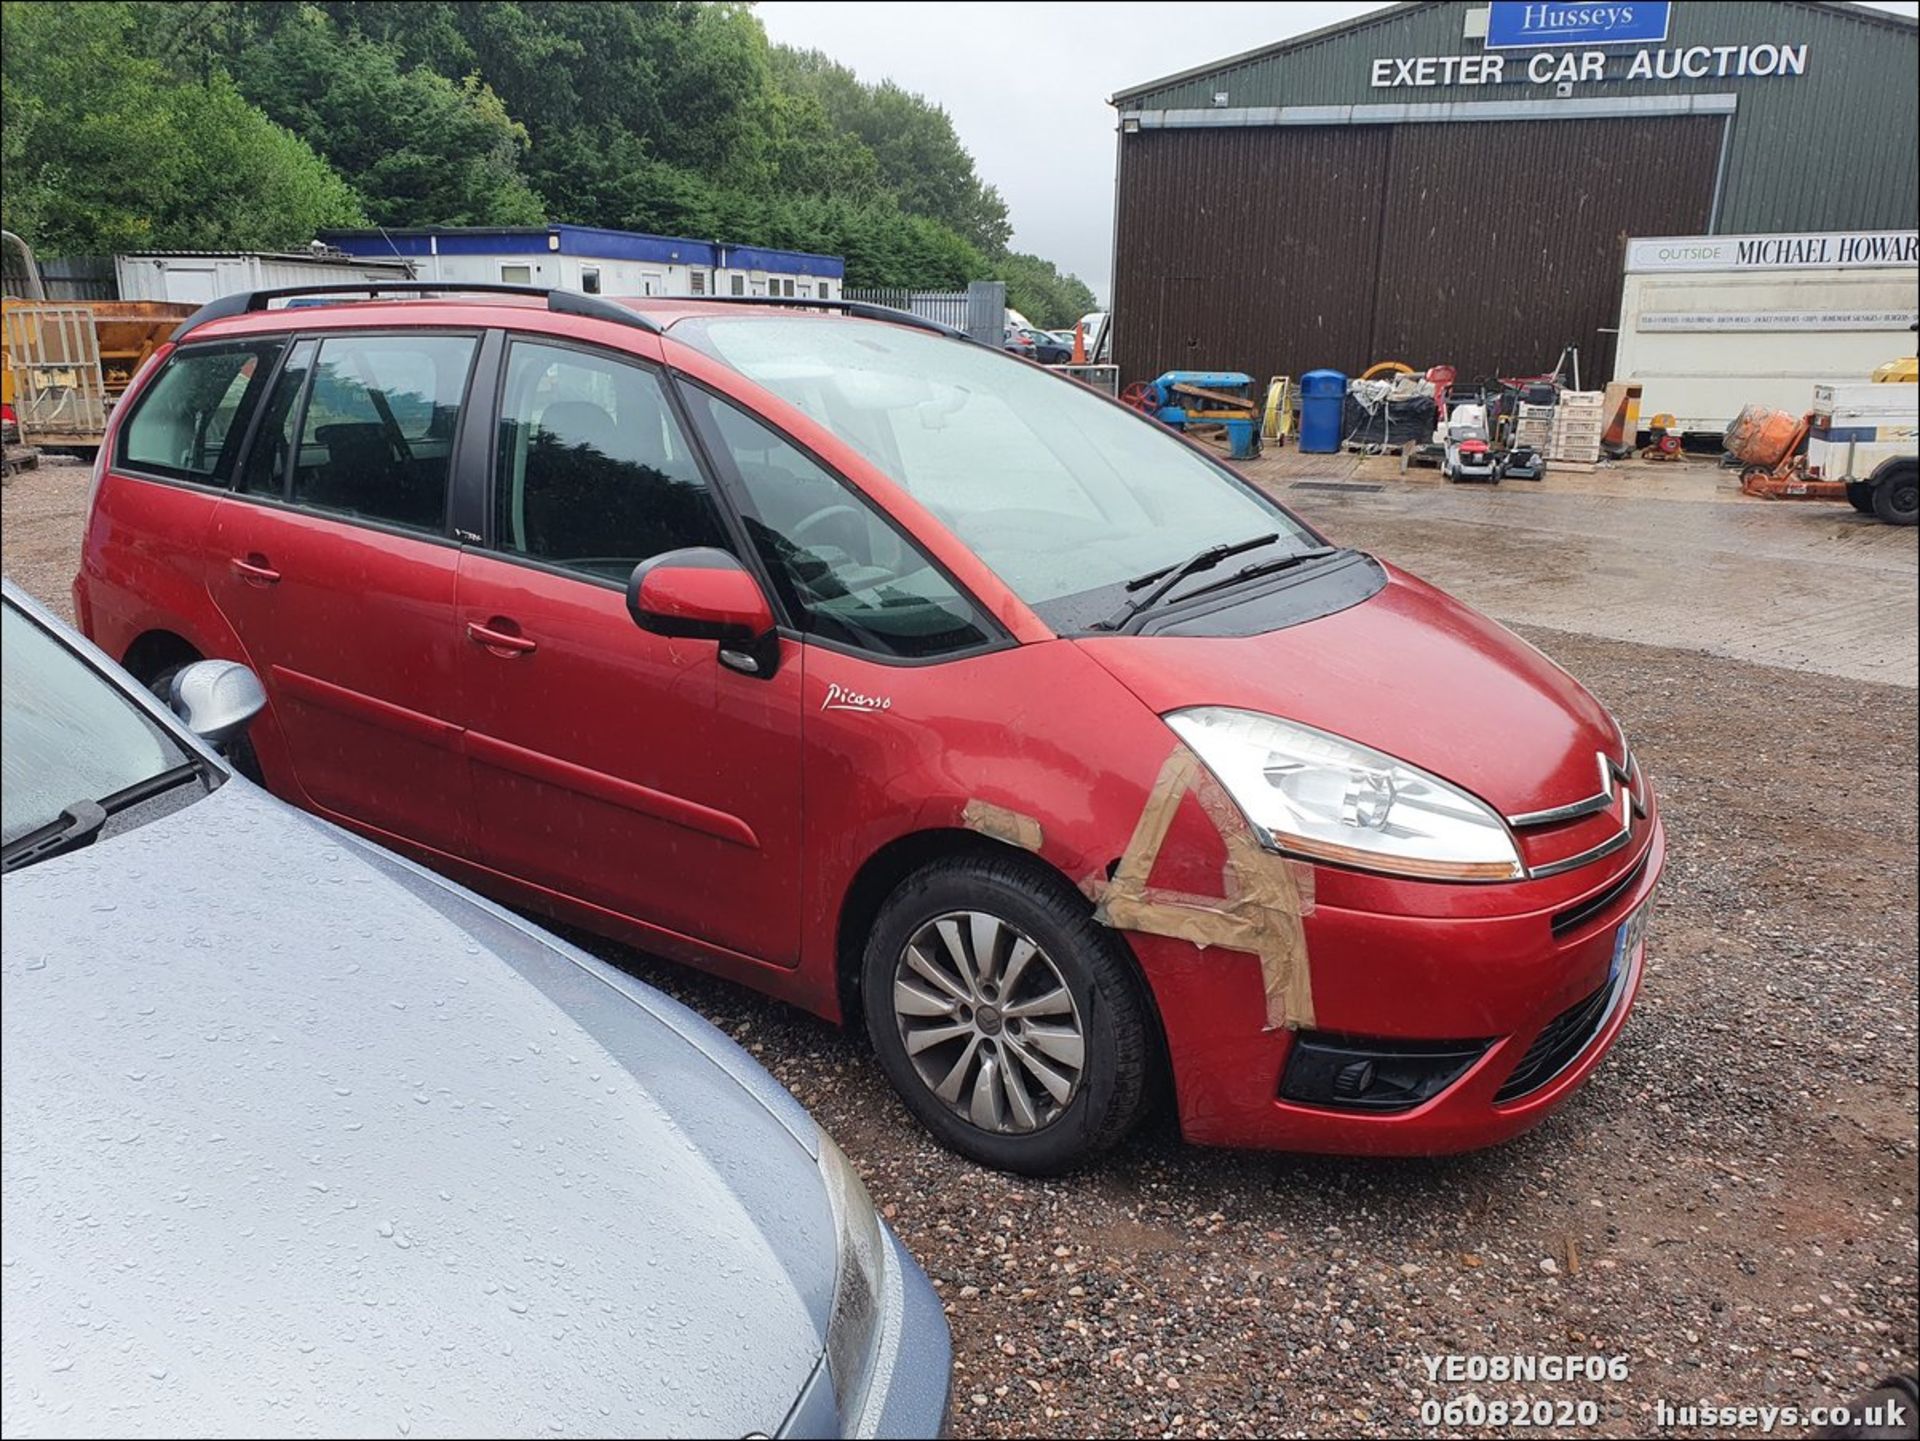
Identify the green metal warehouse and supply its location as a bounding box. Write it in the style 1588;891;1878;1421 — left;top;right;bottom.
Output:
1107;0;1919;386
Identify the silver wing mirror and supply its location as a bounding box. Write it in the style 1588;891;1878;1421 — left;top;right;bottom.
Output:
168;660;266;749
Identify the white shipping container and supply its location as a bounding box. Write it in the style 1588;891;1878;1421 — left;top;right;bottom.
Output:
115;251;416;304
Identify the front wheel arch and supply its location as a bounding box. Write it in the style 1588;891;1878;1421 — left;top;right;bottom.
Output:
121;629;202;688
833;829;1172;1096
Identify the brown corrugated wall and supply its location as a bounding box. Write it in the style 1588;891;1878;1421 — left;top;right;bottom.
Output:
1113;116;1723;386
1112;126;1390;385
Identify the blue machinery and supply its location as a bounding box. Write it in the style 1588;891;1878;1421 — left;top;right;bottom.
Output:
1122;370;1263;460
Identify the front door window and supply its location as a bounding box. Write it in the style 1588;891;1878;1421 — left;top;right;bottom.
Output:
681;387;994;660
494;341;730;580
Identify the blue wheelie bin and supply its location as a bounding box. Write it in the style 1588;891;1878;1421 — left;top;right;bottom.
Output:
1299;369;1347;454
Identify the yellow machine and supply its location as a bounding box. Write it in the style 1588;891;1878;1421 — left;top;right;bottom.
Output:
2;230;190;452
1262;375;1293;443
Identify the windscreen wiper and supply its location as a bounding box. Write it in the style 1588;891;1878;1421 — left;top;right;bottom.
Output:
1168;545;1343;606
1092;532;1280;633
2;800;108;873
1;759;209;873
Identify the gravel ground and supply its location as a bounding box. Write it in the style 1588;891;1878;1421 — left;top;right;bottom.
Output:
6;455;1916;1437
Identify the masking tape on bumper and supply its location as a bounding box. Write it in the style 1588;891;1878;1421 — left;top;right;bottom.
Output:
961;799;1044;852
1085;747;1315;1031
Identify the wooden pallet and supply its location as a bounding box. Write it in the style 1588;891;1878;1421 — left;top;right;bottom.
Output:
2;444;39;481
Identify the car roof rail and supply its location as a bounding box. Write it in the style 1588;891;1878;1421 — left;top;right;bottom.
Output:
688;295;976;343
168;282;661;342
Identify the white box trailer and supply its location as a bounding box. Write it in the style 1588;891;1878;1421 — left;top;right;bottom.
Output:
1810;381;1918;524
1809;382;1919;480
1611;230;1918;439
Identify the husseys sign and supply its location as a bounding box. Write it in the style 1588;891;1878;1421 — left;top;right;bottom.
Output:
1486;2;1672;49
1369;1;1812;90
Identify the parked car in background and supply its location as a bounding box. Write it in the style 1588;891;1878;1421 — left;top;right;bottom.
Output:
1;577;950;1439
1004;325;1071;364
75;285;1661;1175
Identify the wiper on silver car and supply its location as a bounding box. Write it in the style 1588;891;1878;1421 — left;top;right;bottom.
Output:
1169;545;1342;606
1092;532;1280;632
1;759;209;873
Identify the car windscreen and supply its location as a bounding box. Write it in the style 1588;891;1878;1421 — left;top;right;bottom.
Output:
672;317;1321;629
2;601;192;846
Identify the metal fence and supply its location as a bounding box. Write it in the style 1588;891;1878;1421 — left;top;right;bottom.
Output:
35;255;117;302
846;279;1005;346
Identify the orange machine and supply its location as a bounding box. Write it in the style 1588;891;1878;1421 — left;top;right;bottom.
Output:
1724;405;1848;500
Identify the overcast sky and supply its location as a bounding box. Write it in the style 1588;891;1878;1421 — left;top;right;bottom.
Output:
755;0;1919;304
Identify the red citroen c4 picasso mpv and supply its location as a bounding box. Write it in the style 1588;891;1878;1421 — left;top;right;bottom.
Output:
74;284;1662;1173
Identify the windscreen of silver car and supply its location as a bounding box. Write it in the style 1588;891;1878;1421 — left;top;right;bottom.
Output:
1;603;213;871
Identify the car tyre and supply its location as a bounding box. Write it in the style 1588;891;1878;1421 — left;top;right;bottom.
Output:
1871;463;1918;526
862;852;1151;1175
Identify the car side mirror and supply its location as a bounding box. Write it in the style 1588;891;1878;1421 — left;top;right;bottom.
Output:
627;548;780;676
168;659;266;748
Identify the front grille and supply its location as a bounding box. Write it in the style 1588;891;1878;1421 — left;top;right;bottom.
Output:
1494;964;1622;1103
1551;850;1650;938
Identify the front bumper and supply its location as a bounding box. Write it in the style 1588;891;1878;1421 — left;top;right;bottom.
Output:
780;1226;952;1439
1138;818;1664;1154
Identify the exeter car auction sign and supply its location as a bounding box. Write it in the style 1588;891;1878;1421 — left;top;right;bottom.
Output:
1369;0;1812;89
1485;1;1671;49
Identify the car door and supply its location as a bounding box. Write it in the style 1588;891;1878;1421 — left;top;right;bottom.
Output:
206;329;480;858
455;334;804;966
83;337;284;663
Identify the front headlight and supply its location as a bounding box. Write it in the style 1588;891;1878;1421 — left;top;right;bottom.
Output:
1165;707;1524;882
817;1132;885;1422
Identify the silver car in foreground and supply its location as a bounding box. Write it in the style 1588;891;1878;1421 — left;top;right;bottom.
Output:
0;579;950;1438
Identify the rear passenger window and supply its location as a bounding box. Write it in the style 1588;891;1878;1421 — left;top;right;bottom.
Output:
493;340;729;581
291;334;475;535
119;342;283;483
237;339;314;496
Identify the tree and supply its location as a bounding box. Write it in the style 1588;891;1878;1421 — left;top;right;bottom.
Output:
996;252;1099;329
771;47;1012;256
0;0;363;253
231;5;544;228
7;0;1066;294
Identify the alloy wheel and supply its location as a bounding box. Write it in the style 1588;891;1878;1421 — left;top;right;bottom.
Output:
891;910;1086;1134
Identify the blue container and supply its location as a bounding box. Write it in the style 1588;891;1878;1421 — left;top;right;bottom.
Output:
1299;369;1347;454
1221;417;1260;460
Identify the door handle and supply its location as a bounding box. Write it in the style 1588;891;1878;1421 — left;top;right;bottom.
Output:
466;620;537;656
230;555;281;585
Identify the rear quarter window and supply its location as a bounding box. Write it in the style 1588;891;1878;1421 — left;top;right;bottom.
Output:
117;341;285;484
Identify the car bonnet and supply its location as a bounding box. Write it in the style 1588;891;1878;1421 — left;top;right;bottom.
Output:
1;780;835;1438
